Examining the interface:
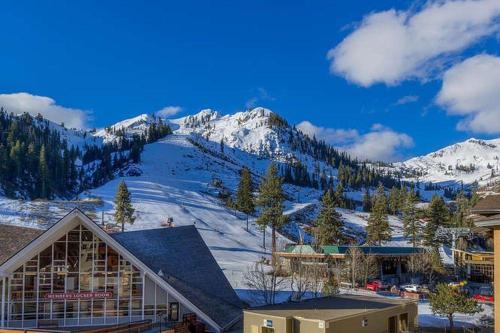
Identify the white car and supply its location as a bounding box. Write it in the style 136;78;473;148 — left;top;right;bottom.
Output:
401;284;421;293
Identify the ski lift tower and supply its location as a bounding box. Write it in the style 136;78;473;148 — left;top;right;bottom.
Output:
437;227;473;265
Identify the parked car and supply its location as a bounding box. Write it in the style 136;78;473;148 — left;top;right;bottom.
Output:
400;284;422;293
473;286;494;303
365;280;387;291
473;293;494;303
448;281;466;288
479;315;494;327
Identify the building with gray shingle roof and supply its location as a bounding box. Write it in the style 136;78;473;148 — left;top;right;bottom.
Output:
111;226;243;330
0;209;242;332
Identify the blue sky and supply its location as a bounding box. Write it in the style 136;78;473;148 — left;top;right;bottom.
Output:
0;0;499;161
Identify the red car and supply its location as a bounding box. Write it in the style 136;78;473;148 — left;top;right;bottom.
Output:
473;293;494;303
366;280;387;291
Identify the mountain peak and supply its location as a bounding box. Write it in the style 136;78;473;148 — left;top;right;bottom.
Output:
394;136;500;185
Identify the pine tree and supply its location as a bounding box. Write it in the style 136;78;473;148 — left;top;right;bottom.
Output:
402;190;422;247
39;145;49;199
366;184;391;245
452;191;472;227
362;189;372;212
256;164;288;254
335;183;345;208
315;187;344;245
236;167;255;231
429;283;481;330
423;195;449;248
388;186;400;215
114;180;136;232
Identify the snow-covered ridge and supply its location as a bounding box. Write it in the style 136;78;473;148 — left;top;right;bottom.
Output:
94;113;156;143
392;137;500;185
27;115;104;149
170;107;286;157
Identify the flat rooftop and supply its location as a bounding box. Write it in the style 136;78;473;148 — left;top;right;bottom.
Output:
245;295;413;321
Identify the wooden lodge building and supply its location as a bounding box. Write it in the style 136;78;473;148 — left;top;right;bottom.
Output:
0;209;243;332
452;247;494;282
276;245;425;284
470;194;500;333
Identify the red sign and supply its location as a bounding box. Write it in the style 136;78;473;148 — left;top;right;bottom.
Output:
45;292;112;300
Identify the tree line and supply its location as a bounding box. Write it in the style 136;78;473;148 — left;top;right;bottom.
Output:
0;110;171;199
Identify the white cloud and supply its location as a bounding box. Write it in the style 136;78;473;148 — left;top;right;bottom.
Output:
297;121;359;145
246;88;276;109
437;54;500;134
347;124;414;162
328;0;500;86
0;92;89;128
156;106;183;118
297;121;413;162
395;95;419;106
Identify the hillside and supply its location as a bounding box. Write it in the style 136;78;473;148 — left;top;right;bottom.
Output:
392;138;500;187
0;108;414;289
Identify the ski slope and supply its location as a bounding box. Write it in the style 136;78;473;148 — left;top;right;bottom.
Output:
86;135;291;287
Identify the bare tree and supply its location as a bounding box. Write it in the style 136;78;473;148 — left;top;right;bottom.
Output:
344;248;378;287
420;249;444;285
323;257;344;295
345;247;364;288
290;258;313;301
244;256;286;305
360;254;378;286
307;261;326;298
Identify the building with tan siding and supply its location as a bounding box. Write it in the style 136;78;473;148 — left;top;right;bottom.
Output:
244;295;417;333
471;194;500;333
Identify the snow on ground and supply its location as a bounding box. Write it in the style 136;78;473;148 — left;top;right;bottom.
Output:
0;132;410;287
440;245;454;266
0;130;488;329
86;135;293;287
337;208;409;246
340;288;493;329
418;299;493;329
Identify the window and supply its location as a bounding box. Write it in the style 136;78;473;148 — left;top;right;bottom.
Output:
105;299;117;316
67;241;80;272
53;273;65;292
92;299;104;317
66;300;78;319
6;223;146;323
107;246;119;272
79;300;91;318
119;299;130;316
93;273;106;292
80;240;93;273
168;302;179;321
388;316;397;333
400;313;409;331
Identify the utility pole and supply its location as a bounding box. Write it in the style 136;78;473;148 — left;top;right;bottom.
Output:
263;228;266;250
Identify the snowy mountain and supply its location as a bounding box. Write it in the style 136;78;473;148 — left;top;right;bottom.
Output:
0;108;411;289
392;138;500;186
171;108;293;158
94;113;155;143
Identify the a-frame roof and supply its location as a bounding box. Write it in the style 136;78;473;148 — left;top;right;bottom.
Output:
111;227;243;330
0;209;242;332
